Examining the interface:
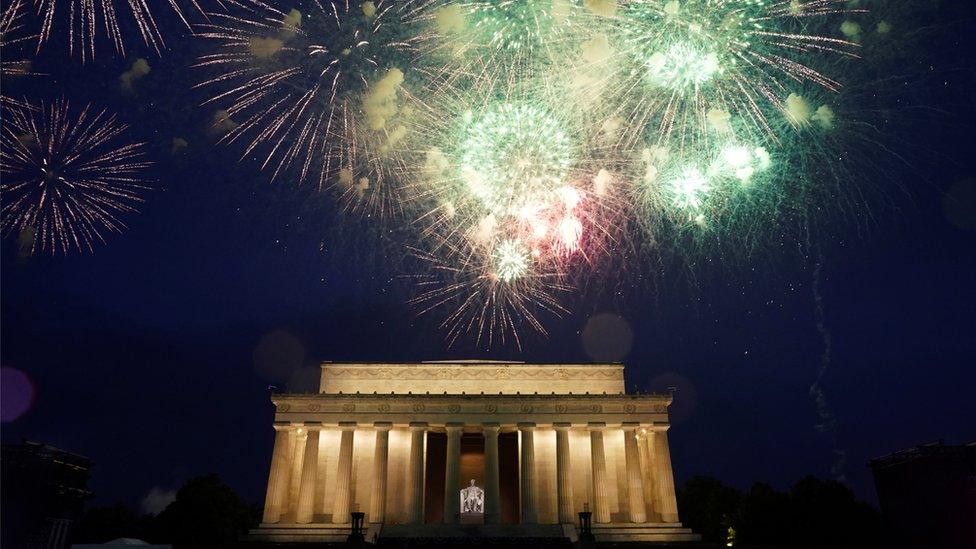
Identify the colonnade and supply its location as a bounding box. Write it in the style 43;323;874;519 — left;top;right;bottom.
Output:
261;420;679;526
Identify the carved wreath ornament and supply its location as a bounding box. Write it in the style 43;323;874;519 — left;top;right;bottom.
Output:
330;366;620;380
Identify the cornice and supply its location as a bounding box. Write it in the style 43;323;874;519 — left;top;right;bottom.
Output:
271;392;671;416
321;364;624;382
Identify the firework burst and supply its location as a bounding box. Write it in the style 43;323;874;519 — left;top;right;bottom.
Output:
411;0;594;90
604;0;863;145
628;131;775;240
194;1;422;216
398;72;634;344
0;0;39;109
17;0;241;61
0;99;150;254
408;239;570;350
404;85;614;267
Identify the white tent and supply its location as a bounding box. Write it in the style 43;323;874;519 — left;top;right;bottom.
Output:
71;539;171;548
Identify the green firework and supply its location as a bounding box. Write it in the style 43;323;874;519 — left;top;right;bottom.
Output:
466;0;566;53
636;134;774;229
613;0;859;139
455;102;574;216
493;238;531;281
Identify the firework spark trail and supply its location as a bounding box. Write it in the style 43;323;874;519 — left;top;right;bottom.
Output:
16;0;272;60
1;0;41;109
0;98;150;254
194;0;422;217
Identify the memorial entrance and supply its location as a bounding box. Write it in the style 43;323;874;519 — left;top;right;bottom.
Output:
248;361;700;543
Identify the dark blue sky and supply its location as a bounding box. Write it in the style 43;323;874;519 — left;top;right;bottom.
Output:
2;1;974;513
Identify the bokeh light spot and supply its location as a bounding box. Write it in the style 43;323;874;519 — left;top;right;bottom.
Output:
252;330;306;383
582;313;634;362
1;367;35;422
943;177;976;230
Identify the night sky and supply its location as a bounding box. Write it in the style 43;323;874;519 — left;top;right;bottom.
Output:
2;1;975;517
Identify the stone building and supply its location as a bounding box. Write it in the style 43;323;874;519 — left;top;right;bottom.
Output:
249;361;699;543
1;440;93;549
869;440;976;549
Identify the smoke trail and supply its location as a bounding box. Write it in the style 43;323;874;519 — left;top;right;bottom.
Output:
809;246;848;481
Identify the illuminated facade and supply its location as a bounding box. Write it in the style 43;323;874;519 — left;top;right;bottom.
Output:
249;361;699;543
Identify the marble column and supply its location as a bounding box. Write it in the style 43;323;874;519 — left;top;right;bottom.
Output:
651;425;679;523
554;423;574;524
623;423;648;523
638;429;658;521
518;422;538;524
588;422;611;524
369;422;392;523
331;422;357;524
262;422;293;523
296;423;322;524
443;423;463;524
483;423;501;524
287;429;307;516
407;422;427;524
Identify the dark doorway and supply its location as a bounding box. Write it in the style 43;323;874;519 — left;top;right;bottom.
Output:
460;433;485;524
423;432;446;524
459;433;485;488
499;432;520;524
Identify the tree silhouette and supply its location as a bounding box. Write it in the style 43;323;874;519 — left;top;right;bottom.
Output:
154;474;260;548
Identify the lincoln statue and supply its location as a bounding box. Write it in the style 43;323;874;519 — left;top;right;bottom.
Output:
248;361;700;543
461;480;484;514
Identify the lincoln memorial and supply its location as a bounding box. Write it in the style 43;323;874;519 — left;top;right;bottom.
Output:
249;361;700;543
